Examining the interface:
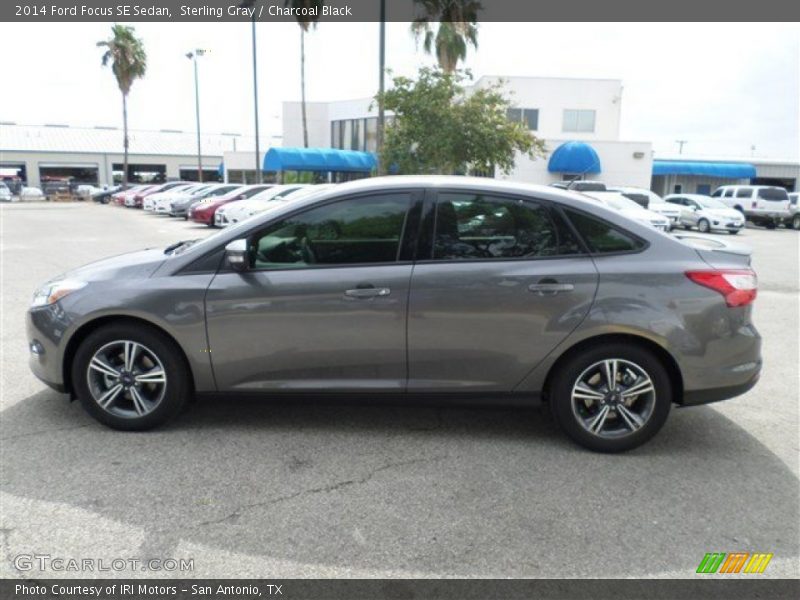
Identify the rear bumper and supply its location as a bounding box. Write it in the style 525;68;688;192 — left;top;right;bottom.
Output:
681;369;760;406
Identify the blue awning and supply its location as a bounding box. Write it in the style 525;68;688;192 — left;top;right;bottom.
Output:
548;141;601;174
652;160;756;179
264;147;377;173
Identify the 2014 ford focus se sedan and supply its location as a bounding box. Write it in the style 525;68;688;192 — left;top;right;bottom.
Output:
26;176;761;452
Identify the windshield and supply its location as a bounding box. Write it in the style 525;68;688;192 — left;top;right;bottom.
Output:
696;196;728;209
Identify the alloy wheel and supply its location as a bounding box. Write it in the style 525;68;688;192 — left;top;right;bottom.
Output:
571;359;656;439
86;340;167;418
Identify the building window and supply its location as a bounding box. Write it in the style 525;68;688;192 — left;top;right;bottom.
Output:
506;108;539;131
563;109;596;133
330;117;380;152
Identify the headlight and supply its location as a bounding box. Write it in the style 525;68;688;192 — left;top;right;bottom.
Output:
31;279;87;308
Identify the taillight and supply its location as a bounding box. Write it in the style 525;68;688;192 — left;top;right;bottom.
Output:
686;269;757;307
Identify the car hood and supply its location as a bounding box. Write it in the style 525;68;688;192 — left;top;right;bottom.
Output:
54;248;166;283
649;203;681;215
619;208;669;223
704;208;743;219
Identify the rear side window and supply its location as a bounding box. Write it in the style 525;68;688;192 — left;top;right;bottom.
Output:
757;188;789;201
565;210;645;254
433;193;582;260
735;188;753;198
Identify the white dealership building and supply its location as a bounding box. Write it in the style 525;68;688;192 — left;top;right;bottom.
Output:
282;75;655;188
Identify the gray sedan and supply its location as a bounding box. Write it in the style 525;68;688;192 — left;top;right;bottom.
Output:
26;176;761;452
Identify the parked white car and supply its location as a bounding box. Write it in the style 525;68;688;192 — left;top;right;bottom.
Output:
154;184;211;214
664;194;745;234
0;182;12;202
216;185;311;226
144;184;195;212
20;186;45;201
787;193;800;230
582;191;671;231
608;186;681;229
712;184;791;229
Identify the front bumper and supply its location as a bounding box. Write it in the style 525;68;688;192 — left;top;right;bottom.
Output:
27;306;72;393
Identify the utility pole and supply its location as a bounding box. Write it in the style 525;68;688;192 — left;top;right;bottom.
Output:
675;140;687;154
187;49;207;182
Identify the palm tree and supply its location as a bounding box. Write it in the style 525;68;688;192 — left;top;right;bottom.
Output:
97;25;147;186
284;1;323;148
411;0;480;73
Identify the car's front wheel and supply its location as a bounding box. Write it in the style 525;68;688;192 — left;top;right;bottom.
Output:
72;323;191;430
550;343;672;452
697;218;711;233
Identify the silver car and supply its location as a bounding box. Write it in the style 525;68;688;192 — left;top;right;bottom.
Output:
27;176;761;452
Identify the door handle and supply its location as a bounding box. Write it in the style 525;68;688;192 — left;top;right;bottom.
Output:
528;282;574;295
344;287;391;299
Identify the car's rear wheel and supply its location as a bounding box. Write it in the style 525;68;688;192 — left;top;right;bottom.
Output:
550;343;672;452
72;324;191;431
697;218;711;233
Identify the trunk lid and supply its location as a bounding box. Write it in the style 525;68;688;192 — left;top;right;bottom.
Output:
673;233;753;268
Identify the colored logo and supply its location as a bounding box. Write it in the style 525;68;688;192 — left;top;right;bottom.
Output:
696;552;773;574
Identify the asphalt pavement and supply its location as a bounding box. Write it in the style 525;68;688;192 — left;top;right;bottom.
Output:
1;201;797;578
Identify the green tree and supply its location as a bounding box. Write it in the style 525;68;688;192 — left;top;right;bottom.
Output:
97;25;147;185
377;68;546;176
411;0;480;73
285;0;323;148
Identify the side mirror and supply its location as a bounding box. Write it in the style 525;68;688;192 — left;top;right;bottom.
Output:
225;239;249;272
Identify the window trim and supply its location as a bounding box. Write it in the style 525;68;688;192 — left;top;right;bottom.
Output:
562;109;596;133
415;188;592;265
240;189;424;273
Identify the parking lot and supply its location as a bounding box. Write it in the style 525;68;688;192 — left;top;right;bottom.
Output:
0;201;798;578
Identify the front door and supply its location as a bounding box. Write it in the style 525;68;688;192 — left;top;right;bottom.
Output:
205;191;419;392
407;191;599;392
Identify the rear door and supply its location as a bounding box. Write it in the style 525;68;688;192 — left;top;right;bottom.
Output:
406;190;598;392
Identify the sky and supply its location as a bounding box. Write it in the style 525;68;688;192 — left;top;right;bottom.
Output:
0;21;798;159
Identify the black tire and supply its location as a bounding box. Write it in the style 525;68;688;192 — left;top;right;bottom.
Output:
765;220;777;230
728;230;739;235
698;219;710;233
550;343;672;453
71;323;191;431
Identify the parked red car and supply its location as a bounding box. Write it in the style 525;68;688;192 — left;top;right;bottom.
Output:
190;185;270;226
129;182;188;208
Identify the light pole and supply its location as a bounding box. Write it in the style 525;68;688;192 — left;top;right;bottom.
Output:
251;19;262;183
186;49;207;182
376;0;386;174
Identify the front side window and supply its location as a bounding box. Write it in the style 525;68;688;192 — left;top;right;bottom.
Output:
563;109;596;133
565;210;645;254
711;189;723;197
251;193;411;269
723;189;734;198
433;193;582;260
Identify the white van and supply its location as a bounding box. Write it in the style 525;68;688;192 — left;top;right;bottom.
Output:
712;185;791;228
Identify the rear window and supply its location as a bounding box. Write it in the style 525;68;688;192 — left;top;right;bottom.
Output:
757;188;789;201
565;210;645;254
570;182;607;192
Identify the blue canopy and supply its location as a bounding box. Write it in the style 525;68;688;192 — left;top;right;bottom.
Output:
652;160;756;179
264;147;377;173
548;141;601;174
